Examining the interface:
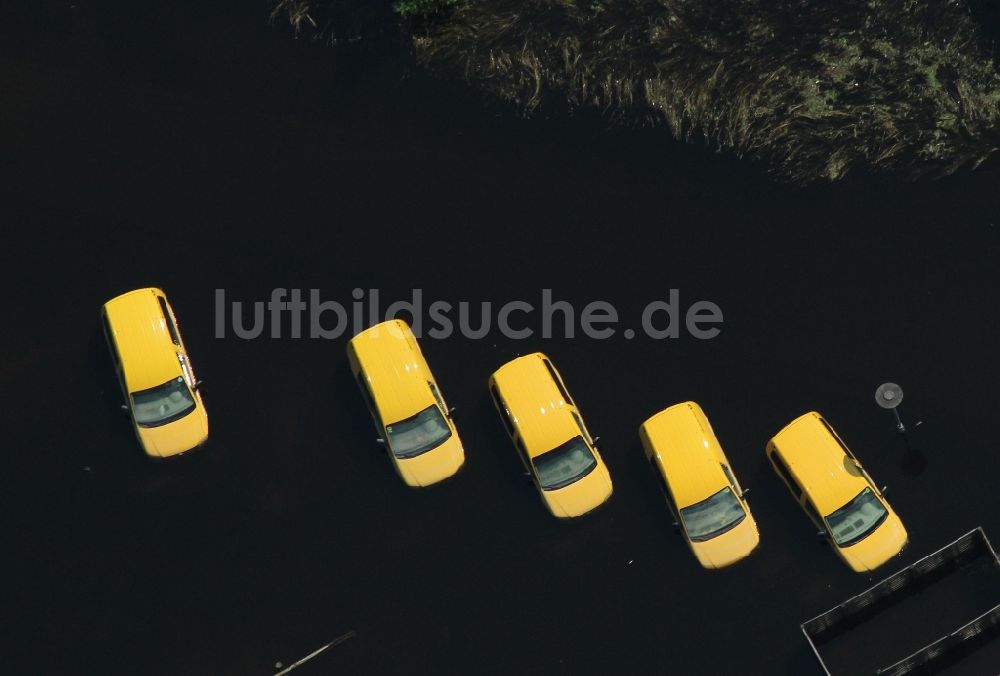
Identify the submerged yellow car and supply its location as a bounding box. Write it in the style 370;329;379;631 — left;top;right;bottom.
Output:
767;412;907;572
640;402;759;569
102;288;208;459
346;319;464;487
488;353;612;518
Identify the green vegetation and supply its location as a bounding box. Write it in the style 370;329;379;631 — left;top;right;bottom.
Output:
273;0;1000;182
393;0;457;19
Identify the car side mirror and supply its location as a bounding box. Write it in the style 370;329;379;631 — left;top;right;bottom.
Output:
591;436;601;447
375;437;385;446
120;404;129;414
672;521;681;534
817;530;827;542
193;380;204;391
881;485;889;496
448;406;456;417
741;488;750;498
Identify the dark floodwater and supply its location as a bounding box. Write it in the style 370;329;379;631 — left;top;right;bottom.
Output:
3;2;1000;674
817;551;1000;674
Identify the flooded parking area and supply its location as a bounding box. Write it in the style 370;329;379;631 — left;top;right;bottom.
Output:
804;529;1000;674
3;1;1000;674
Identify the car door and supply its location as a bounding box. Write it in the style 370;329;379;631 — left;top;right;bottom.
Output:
102;311;129;407
542;357;575;403
570;410;594;447
721;462;743;498
355;368;384;438
427;380;454;433
490;383;512;431
646;452;682;529
802;497;825;533
157;294;197;388
769;448;801;501
512;435;533;478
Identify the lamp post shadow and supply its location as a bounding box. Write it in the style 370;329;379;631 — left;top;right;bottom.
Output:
875;382;926;476
900;445;927;477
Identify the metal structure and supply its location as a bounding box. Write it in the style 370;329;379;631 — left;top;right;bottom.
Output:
875;383;906;433
801;527;1000;675
274;630;357;675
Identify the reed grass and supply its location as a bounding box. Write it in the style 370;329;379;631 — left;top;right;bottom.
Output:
274;0;1000;182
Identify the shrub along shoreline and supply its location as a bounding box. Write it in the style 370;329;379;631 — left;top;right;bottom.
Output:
273;0;1000;183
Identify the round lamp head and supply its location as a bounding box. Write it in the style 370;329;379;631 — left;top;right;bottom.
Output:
875;382;904;409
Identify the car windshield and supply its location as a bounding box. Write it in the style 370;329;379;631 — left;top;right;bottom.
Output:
825;487;889;547
385;405;452;459
680;487;747;541
533;436;598;490
131;376;196;427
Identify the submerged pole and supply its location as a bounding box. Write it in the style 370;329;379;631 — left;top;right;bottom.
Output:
274;630;357;675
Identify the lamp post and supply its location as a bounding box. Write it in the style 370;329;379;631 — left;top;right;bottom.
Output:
875;382;906;433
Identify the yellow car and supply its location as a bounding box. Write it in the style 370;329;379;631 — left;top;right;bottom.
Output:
767;412;908;572
488;353;613;518
346;319;464;487
640;402;760;569
101;288;208;459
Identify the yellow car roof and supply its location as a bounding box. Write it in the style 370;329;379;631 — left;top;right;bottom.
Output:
770;412;870;515
349;320;435;425
490;353;580;457
103;287;182;393
641;402;728;508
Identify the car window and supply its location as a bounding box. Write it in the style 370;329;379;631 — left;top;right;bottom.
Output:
355;371;382;428
804;499;822;527
649;457;678;516
770;449;802;499
680;487;746;541
532;436;597;490
131;377;196;427
542;358;574;406
428;381;446;411
490;384;515;437
825;488;889;547
385;405;452;459
157;296;181;346
571;411;590;442
177;353;192;384
102;313;120;365
514;436;529;464
721;463;737;489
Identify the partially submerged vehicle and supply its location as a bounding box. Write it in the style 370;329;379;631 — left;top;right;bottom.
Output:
489;353;612;518
102;287;208;458
347;319;464;487
768;412;907;572
640;402;759;569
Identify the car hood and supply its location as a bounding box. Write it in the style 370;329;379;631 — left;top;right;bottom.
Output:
135;405;208;459
396;434;465;487
689;513;760;569
542;462;613;518
839;511;908;573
